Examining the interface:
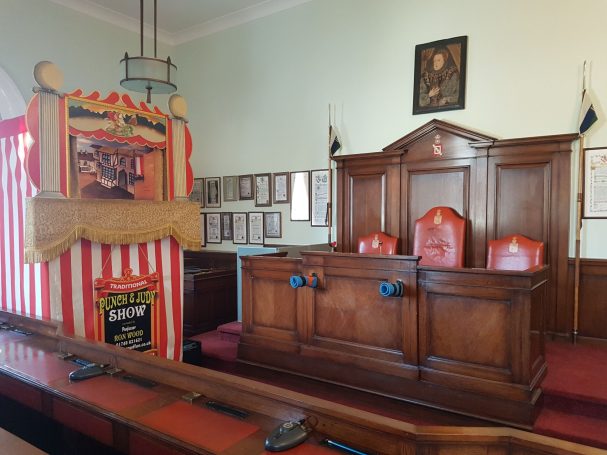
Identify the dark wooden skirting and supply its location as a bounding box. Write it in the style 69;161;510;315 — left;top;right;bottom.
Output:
559;258;607;341
183;269;236;337
182;251;238;337
184;250;237;270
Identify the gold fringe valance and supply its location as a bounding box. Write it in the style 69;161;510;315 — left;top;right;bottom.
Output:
25;198;201;263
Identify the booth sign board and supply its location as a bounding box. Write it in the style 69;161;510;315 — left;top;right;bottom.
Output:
95;268;159;354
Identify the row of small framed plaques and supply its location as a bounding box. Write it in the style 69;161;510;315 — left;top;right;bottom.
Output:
204;212;282;245
191;170;330;226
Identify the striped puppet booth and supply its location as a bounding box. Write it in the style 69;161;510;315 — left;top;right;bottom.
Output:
0;62;201;360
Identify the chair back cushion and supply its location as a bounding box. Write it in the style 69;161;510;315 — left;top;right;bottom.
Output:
413;207;466;267
486;235;544;271
357;232;398;255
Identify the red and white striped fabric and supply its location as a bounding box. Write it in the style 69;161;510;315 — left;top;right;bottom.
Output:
0;116;49;319
0;115;183;361
48;237;184;360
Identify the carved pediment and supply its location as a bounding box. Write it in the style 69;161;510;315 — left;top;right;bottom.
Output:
382;119;496;161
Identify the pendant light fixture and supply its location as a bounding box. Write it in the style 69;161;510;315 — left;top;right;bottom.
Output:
120;0;177;103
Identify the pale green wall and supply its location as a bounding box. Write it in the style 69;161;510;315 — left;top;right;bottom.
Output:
0;0;173;106
176;0;607;257
2;0;606;257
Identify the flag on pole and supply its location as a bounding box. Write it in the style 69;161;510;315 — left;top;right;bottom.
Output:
579;90;598;134
329;125;342;156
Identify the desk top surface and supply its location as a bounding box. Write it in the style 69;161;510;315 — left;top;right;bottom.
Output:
0;329;335;454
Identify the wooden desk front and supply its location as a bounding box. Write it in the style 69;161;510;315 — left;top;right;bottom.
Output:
239;251;548;428
183;268;237;337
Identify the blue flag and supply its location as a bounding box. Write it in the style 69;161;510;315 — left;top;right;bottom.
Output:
579;90;598;134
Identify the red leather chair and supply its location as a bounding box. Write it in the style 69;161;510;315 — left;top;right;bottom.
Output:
486;234;544;271
357;232;398;255
413;207;466;267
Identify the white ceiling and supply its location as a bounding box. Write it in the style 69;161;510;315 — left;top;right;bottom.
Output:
49;0;313;45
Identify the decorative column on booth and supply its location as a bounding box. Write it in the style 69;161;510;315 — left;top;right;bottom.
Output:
169;94;189;200
32;61;64;198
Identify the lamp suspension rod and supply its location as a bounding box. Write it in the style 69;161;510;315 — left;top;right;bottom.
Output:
154;0;157;58
139;0;144;56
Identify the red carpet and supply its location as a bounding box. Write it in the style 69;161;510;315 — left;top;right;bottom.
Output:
217;321;242;342
189;329;237;362
533;340;607;449
191;327;607;450
541;341;607;405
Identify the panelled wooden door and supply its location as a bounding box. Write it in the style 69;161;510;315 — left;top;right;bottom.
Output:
487;134;574;334
335;151;402;253
402;161;479;266
349;172;386;253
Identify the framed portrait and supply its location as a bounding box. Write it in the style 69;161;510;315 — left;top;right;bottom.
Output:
583;147;607;218
255;173;272;207
310;169;329;227
412;35;467;115
273;172;290;204
205;177;221;208
238;174;254;200
264;212;282;238
189;178;204;208
232;212;248;244
248;212;264;245
205;213;222;244
223;176;239;202
290;171;310;221
221;212;233;240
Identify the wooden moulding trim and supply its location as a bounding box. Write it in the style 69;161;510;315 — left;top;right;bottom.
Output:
567;257;607;276
382;119;496;152
53;332;424;436
417;266;549;291
0;309;60;337
240;256;302;271
332;150;404;167
487;133;578;157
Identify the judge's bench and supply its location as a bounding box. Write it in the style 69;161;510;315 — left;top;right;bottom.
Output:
238;120;577;428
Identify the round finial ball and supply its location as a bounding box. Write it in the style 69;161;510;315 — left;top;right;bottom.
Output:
168;94;187;118
33;61;64;91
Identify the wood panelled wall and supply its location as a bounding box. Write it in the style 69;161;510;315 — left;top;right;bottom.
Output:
335;120;577;335
566;258;607;340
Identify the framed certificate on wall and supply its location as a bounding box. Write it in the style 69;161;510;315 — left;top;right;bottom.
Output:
255;173;271;207
221;212;233;240
238;175;254;200
223;176;239;202
248;212;264;244
310;169;329;227
584;147;607;218
205;177;221;208
205;213;221;244
273;172;289;203
264;212;281;238
233;212;248;244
